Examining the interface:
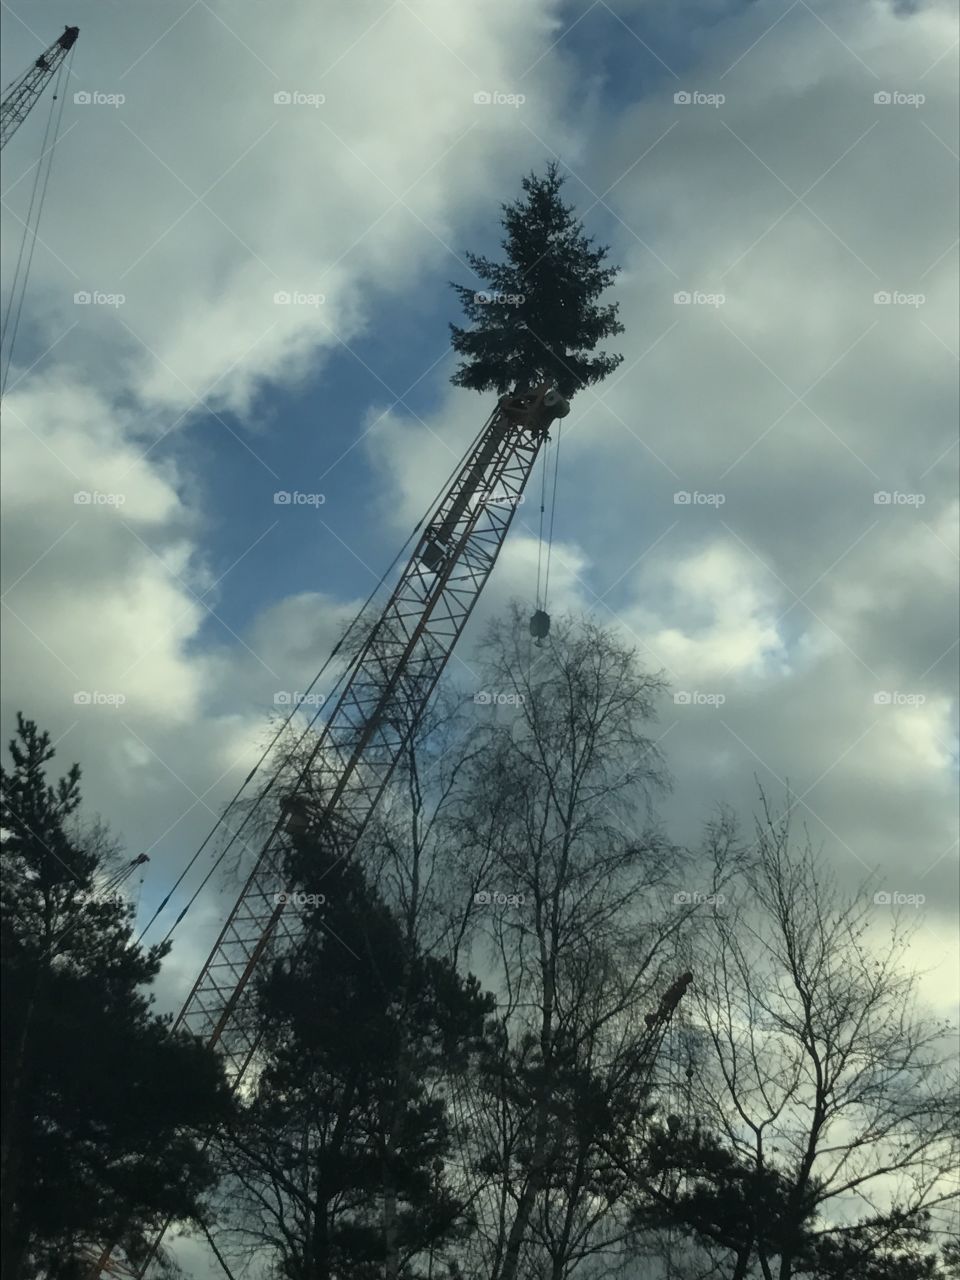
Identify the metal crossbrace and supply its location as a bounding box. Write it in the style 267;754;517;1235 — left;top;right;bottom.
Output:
0;27;78;150
172;403;543;1085
93;397;554;1277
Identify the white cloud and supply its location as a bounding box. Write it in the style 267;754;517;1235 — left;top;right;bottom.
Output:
1;0;570;895
1;5;956;1253
623;541;790;682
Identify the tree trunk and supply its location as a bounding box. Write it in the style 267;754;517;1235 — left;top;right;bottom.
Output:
383;1158;399;1280
498;950;555;1280
731;1245;753;1280
1;957;45;1280
496;1095;550;1280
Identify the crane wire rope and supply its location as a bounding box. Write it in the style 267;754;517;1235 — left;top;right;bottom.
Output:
534;431;550;611
137;414;495;948
541;421;561;607
532;417;562;620
121;412;506;1274
0;46;73;398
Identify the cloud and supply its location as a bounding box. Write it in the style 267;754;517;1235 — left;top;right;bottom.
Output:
358;0;958;1002
4;0;568;412
0;0;569;900
1;4;955;1274
1;0;956;1166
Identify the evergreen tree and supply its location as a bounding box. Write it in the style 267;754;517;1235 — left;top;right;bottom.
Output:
213;833;495;1279
449;161;623;398
0;714;233;1278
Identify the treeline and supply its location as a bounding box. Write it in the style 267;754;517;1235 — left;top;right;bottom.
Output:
2;610;957;1279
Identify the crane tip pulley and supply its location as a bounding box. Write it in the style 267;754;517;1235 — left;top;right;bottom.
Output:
420;382;568;575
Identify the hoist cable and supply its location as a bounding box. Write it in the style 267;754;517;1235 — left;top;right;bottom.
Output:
0;107;53;378
138;413;495;947
140;564;397;947
535;433;549;610
0;54;70;395
1;47;73;394
137;637;353;946
541;422;562;608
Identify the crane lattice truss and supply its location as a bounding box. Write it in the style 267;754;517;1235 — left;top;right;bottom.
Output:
176;387;565;1083
0;26;78;151
93;386;567;1277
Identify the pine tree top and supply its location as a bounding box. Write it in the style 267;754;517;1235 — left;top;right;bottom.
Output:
449;161;624;399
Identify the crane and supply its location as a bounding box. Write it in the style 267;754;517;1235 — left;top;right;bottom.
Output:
1;24;79;398
91;380;571;1277
0;25;78;151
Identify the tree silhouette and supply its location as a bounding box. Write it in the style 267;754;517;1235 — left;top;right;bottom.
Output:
0;713;233;1278
212;832;495;1279
449;161;623;398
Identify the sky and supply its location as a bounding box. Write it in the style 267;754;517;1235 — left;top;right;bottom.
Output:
1;0;958;1273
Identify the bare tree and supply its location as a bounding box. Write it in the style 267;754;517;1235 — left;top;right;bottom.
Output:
644;794;960;1280
436;606;721;1280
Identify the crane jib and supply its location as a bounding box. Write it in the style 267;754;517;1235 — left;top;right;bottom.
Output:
90;383;569;1278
